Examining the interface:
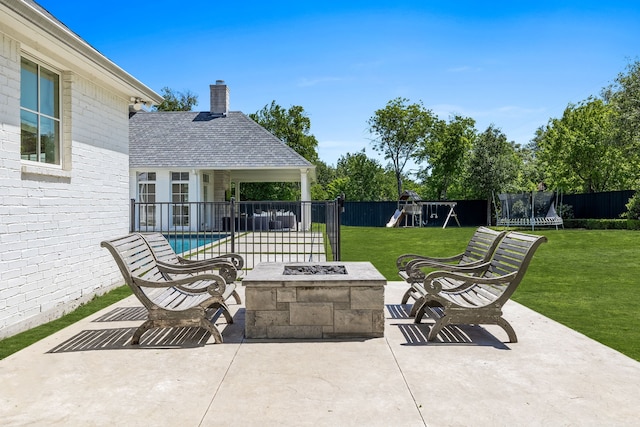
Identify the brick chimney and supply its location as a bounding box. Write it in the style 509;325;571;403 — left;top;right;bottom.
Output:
210;80;229;116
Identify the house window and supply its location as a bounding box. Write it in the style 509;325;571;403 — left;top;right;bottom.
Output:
20;57;61;165
203;173;210;202
137;172;156;227
171;172;189;226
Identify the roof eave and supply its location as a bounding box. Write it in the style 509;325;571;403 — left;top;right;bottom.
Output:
1;1;162;105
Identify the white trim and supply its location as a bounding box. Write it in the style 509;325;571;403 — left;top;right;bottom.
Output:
19;54;63;167
21;162;71;178
1;1;162;104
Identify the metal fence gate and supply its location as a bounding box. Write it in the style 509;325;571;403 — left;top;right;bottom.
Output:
130;198;341;269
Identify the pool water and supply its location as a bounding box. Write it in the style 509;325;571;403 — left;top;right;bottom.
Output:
166;234;226;254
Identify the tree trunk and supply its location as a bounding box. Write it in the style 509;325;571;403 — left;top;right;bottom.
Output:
486;197;492;226
396;172;403;199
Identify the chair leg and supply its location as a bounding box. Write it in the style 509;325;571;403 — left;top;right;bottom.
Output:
220;303;234;324
427;316;451;341
206;302;234;324
409;297;424;317
497;317;518;343
413;301;427;323
231;290;242;304
400;287;413;304
200;319;223;344
131;320;154;345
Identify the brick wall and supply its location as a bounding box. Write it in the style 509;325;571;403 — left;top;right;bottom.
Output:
0;32;131;338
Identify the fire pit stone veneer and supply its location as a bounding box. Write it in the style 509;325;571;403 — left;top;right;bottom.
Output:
243;262;386;339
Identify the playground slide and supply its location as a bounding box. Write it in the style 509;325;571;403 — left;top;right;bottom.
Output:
386;209;404;227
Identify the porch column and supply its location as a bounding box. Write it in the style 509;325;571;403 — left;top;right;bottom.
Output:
190;170;199;232
300;168;311;231
234;181;241;201
300;169;310;201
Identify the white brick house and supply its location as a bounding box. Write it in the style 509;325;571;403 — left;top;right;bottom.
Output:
0;1;162;339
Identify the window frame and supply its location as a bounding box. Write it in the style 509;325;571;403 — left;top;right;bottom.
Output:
20;55;62;167
137;172;157;227
171;172;190;227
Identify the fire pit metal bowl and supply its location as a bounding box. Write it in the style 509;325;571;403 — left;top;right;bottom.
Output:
283;264;347;275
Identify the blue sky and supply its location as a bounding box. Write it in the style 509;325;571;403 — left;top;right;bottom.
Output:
37;1;640;167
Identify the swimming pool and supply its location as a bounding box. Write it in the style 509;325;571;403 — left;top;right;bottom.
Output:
166;234;227;254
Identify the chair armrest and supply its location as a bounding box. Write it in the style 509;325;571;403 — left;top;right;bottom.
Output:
178;253;244;270
157;259;235;275
397;253;464;270
158;260;238;285
133;273;227;295
406;258;489;273
423;270;518;294
405;260;491;283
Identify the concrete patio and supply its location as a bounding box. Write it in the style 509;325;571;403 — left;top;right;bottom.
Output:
1;281;639;426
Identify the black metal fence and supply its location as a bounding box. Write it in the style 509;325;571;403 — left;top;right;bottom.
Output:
130;191;633;263
339;190;635;227
340;199;488;227
562;190;634;219
131;199;342;264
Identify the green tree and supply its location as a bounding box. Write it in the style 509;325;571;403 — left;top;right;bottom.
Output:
415;115;476;200
244;101;320;200
465;125;519;224
330;150;396;201
516;138;547;192
325;177;350;201
368;97;434;198
239;182;299;201
312;160;336;188
310;160;336;200
152;87;198;111
249;101;319;162
310;183;329;201
603;59;640;186
535;98;631;192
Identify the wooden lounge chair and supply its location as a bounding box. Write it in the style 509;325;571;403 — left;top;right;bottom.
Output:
398;227;506;307
411;231;547;342
140;232;243;304
101;233;238;344
141;232;244;270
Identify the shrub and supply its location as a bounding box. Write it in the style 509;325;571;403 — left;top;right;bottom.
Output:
557;203;574;219
622;191;640;220
627;219;640;230
563;219;634;229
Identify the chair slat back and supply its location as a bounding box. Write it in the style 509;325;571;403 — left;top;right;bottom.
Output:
481;231;547;302
460;227;506;264
101;233;166;310
140;233;179;264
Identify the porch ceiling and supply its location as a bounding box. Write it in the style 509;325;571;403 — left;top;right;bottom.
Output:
229;168;316;183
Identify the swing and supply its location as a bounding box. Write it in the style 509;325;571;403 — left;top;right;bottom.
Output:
429;203;438;219
495;191;563;230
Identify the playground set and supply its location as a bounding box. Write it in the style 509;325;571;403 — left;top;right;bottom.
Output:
386;191;461;229
385;190;563;230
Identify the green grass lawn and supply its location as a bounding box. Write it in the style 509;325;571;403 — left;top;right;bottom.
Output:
0;285;132;360
341;226;640;362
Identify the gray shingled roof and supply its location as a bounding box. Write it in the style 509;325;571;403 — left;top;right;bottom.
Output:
129;111;314;169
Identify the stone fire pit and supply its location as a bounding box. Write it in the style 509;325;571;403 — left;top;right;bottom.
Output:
243;262;386;339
